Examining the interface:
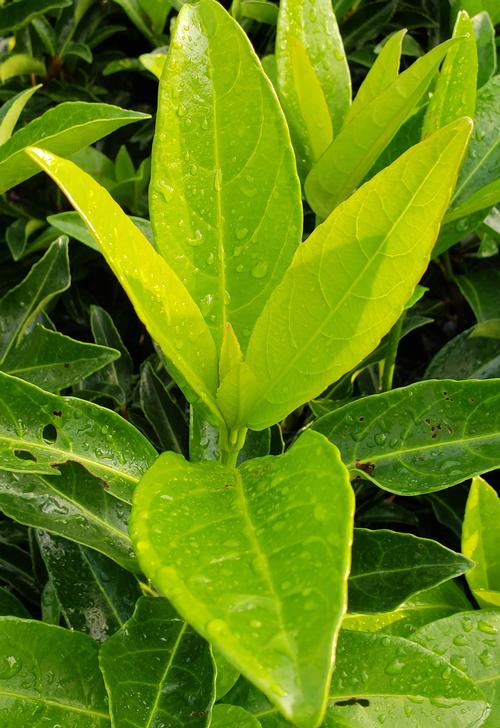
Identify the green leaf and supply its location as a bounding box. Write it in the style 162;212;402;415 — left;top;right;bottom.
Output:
27;148;222;427
412;610;500;727
139;360;188;455
245;120;471;430
456;268;500;322
305;39;459;217
450;75;500;213
240;0;278;25
90;305;133;400
0;0;71;33
0;238;70;365
48;211;153;251
343;581;472;638
462;476;500;608
276;0;350;174
111;0;165;42
422;11;477;137
0;587;30;618
41;580;61;624
349;529;473;613
473;11;496;88
446;178;500;221
37;531;140;640
99;596;215;727
0;617;110;725
343;29;405;126
0;84;41;146
130;430;354;728
0;372;156;503
314;378;500;495
0;102;148;195
150;0;302;351
0;54;46;84
139;48;168;78
0;463;137;571
424;325;500;379
2;324;120;393
212;704;262;727
214;648;240;700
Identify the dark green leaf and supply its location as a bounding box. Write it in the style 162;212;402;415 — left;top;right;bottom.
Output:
0;586;29;617
90;305;133;399
424;325;500;379
473;11;497;88
139;360;188;455
456;268;500;322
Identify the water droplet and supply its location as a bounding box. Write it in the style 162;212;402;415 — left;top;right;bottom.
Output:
187;229;203;247
314;503;329;522
251;262;268;279
207;619;227;637
385;658;405;675
214;169;222;191
250;619;262;628
334;49;345;61
0;655;21;679
236;264;244;273
478;620;498;635
453;634;467;646
236;227;248;241
374;432;387;446
177;103;187;117
479;648;493;667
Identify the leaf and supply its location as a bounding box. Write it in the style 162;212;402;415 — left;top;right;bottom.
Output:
0;53;46;83
99;596;215;727
343;581;472;638
0;102;148;195
0;463;137;571
0;84;41;146
139;48;167;78
37;531;140;641
41;580;61;624
424;325;500;379
462;476;500;608
0;587;30;618
130;430;354;727
473;11;496;88
0;371;156;503
456;268;500;322
90;305;133;399
111;0;165;42
305;39;459;218
0;0;71;32
214;648;240;700
0;617;110;726
314;378;500;495
349;529;473;613
0;238;70;365
27;147;222;427
446;178;500;221
450;75;500;213
276;0;350;174
2;324;120;393
412;610;500;727
212;704;262;727
422;11;477;137
240;0;278;25
139;361;188;455
245;119;471;430
343;29;405;126
149;0;302;351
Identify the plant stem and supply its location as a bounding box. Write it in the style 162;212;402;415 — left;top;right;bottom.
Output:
380;313;405;392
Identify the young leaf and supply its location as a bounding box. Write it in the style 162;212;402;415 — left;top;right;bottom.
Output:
0;84;41;145
422;10;478;137
0;464;136;571
412;610;500;726
245;119;471;430
349;529;473;612
0;238;70;365
462;476;500;608
0;617;110;726
314;378;500;495
2;324;120;393
150;0;302;351
99;596;215;727
26;147;222;426
0;103;148;194
0;372;156;503
130;430;354;728
276;0;350;174
37;531;140;640
305;38;459;217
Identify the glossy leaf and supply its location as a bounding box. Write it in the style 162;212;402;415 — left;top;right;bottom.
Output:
456;268;500;322
413;610;500;726
0;617;110;726
0;463;137;571
2;324;120;393
473;11;496;87
349;529;472;612
343;581;472;638
462;476;500;608
422;11;477;137
37;531;140;641
90;305;133;400
150;0;302;351
112;0;167;41
0;85;41;146
0;0;71;32
0;372;156;503
131;430;354;727
305;39;459;217
212;704;261;727
424;325;500;380
139;360;188;455
0;103;148;194
99;596;215;727
276;0;350;174
0;53;45;82
27;148;222;426
214;648;240;701
314;378;500;495
0;238;70;365
0;587;30;618
245;120;471;430
47;210;153;251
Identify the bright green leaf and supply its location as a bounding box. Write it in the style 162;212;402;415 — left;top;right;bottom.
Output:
150;0;302;351
99;596;215;727
246;119;471;430
212;704;262;727
462;475;500;608
131;430;354;728
314;378;500;495
0;84;41;146
305;39;459;217
0;53;46;82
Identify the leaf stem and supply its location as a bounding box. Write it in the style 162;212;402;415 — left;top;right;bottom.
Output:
380;313;405;392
